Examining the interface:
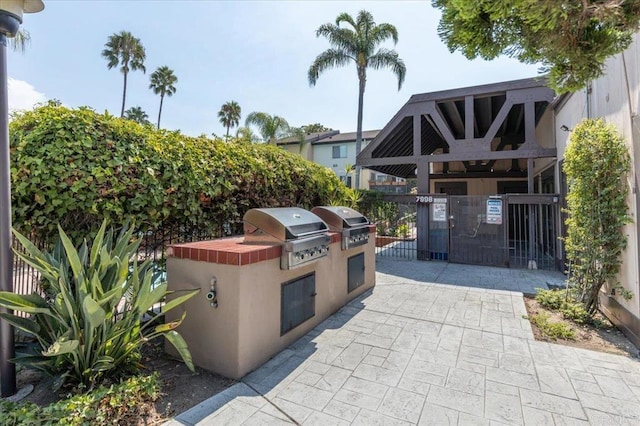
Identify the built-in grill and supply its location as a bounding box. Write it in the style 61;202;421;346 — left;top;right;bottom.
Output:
311;206;371;250
243;207;331;270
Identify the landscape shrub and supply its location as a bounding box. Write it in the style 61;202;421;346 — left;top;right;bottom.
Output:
10;104;351;243
528;312;576;340
0;221;198;390
563;118;632;315
535;289;590;324
0;373;159;425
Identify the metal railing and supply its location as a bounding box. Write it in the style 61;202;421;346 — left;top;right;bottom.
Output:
11;221;243;297
373;194;561;271
370;197;417;260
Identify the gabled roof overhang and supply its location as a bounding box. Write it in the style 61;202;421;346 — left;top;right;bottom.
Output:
357;77;557;178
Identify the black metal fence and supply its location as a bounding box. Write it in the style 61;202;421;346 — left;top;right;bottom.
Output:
373;193;561;271
368;197;417;260
11;221;243;297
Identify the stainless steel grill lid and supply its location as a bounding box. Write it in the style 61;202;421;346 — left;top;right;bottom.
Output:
311;206;369;231
311;206;371;250
243;207;329;242
243;207;330;269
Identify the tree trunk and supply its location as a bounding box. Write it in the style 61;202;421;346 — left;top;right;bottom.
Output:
121;71;128;118
226;125;230;138
583;277;603;315
157;93;164;129
354;67;366;190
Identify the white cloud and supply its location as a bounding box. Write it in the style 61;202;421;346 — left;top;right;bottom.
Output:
8;78;46;112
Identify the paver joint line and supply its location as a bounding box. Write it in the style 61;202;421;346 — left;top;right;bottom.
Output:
168;263;640;425
241;380;300;425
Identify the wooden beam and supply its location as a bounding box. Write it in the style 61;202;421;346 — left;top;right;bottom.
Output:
417;161;430;193
507;86;555;104
357;155;417;167
427;103;456;145
477;96;492;134
430;171;527;179
465;96;474;140
422;148;557;163
357;102;425;160
408;77;549;104
440;102;464;137
413;114;421;156
359;146;556;167
481;99;514;146
527;158;534;193
523;102;537;148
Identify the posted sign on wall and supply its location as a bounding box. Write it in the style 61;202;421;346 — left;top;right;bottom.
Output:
486;199;503;225
432;202;447;222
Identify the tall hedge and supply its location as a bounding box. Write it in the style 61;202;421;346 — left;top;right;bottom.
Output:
563;118;632;315
10;105;350;242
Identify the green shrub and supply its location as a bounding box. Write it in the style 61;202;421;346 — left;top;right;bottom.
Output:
535;289;590;324
10;105;351;243
0;221;198;390
0;374;159;425
535;289;565;310
560;303;590;325
395;224;410;238
528;313;576;340
563;118;632;315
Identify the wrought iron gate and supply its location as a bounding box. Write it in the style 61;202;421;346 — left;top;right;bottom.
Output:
449;196;509;267
376;193;561;271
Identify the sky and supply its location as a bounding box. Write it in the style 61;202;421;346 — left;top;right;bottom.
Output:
9;0;541;137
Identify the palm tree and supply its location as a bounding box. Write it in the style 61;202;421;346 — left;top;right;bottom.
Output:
124;106;150;126
288;126;311;158
245;112;290;144
101;31;146;117
308;10;406;189
218;101;242;138
149;66;178;129
9;29;31;53
235;126;260;143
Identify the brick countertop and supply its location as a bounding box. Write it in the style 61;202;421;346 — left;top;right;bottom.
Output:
168;225;375;266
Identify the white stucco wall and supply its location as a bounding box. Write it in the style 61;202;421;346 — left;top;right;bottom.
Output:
555;33;640;318
313;141;373;189
533;109;557;174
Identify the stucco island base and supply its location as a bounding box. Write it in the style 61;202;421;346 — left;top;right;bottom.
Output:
164;229;375;379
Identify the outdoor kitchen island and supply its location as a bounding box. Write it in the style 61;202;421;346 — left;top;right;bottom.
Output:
164;208;375;379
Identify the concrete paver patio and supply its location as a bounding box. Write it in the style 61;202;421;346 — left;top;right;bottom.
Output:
167;260;640;425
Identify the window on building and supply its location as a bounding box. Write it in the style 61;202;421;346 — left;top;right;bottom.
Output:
332;145;347;158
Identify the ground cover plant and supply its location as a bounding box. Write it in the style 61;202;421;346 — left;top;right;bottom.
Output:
524;289;639;357
0;374;160;425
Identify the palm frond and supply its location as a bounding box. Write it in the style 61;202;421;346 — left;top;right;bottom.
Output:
149;66;178;96
356;10;376;38
316;24;359;56
335;12;358;30
102;31;146;74
369;23;399;46
308;49;354;86
218;101;242;133
245;112;289;142
368;48;406;90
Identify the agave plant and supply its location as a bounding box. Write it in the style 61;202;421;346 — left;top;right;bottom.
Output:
0;221;199;390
